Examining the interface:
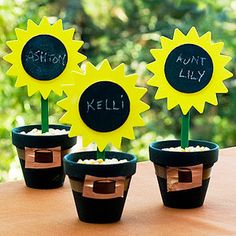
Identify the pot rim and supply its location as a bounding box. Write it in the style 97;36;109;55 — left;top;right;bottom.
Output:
12;124;71;138
64;151;137;179
64;150;137;166
150;139;219;154
149;140;219;166
12;124;76;150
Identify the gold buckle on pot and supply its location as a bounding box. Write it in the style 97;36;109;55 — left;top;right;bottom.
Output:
24;146;61;169
82;175;126;199
154;164;213;192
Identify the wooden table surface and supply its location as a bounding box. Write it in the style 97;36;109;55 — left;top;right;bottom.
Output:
0;147;236;236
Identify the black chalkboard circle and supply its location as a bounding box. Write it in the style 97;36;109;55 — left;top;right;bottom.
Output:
79;81;130;132
164;44;213;93
21;34;68;81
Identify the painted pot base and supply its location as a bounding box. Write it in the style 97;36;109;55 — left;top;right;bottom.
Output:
64;151;137;223
157;176;210;208
12;124;77;189
17;148;70;189
70;176;131;223
149;140;218;209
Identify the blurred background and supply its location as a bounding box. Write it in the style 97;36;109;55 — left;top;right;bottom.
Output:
0;0;236;182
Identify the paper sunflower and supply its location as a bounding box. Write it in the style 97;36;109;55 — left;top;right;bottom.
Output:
4;16;86;99
147;27;233;114
58;59;149;151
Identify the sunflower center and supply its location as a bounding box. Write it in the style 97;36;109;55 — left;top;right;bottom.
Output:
79;81;130;132
21;34;68;81
164;44;213;93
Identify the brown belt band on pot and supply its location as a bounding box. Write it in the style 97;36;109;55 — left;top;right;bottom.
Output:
154;164;212;180
16;147;72;169
69;176;131;199
16;147;72;160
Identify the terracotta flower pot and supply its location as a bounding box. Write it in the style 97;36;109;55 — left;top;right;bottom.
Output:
12;124;77;189
64;151;137;223
149;140;218;208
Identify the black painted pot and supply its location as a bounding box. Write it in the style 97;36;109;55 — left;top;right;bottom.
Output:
149;140;218;208
12;124;77;189
64;151;137;223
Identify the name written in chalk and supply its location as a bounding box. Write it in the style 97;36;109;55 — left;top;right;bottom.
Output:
176;54;206;82
86;95;125;113
25;50;67;66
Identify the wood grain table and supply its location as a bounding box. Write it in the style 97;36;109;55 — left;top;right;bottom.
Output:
0;147;236;236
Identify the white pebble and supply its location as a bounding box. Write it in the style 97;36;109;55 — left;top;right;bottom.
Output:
77;158;128;165
20;128;68;135
162;145;210;152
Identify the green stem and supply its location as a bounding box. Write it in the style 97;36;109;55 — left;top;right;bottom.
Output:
41;95;49;133
181;112;190;149
96;147;105;160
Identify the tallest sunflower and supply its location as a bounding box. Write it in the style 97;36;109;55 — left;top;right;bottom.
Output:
147;27;232;115
4;17;86;99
